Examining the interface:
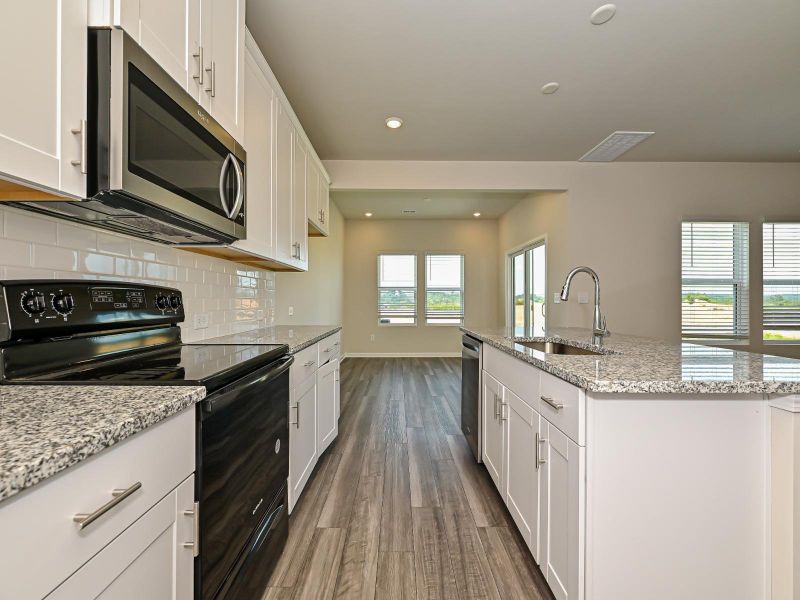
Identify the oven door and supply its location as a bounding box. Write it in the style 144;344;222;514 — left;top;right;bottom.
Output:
94;29;246;241
197;355;291;600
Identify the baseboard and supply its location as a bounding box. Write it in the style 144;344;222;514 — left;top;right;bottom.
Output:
341;352;461;358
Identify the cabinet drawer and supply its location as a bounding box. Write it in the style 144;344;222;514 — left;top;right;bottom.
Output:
483;344;540;411
539;370;585;445
291;343;319;387
318;331;341;366
0;408;195;600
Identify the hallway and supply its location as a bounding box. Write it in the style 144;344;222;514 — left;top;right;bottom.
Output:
265;357;552;599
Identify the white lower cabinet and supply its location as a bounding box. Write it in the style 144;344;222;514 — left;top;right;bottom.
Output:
317;358;339;453
482;370;505;495
289;371;317;512
49;475;195;600
540;422;584;600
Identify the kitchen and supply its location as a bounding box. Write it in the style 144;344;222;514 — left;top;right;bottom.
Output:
0;1;799;600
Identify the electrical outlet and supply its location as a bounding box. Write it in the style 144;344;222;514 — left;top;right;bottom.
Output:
370;334;375;342
553;293;561;304
193;313;209;329
578;292;589;304
288;306;294;316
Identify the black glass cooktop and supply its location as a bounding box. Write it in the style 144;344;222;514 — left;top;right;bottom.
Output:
4;342;288;392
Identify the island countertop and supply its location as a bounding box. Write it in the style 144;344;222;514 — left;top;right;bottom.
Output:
0;385;205;503
204;325;341;354
461;325;800;395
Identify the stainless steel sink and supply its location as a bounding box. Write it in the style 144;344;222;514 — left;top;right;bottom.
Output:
513;340;603;355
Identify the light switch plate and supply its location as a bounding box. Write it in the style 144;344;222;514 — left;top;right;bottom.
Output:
288;306;294;316
578;292;589;304
193;313;209;329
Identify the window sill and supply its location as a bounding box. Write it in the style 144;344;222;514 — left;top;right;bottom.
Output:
378;322;417;327
425;322;464;327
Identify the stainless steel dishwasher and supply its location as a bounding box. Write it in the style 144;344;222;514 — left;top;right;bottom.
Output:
461;334;482;462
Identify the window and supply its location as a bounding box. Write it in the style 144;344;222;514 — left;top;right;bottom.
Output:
509;241;546;335
763;223;800;342
425;254;464;325
681;222;749;341
378;254;417;325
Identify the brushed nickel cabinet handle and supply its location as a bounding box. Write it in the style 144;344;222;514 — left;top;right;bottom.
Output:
205;61;216;97
73;482;142;530
540;395;564;411
192;45;204;84
536;432;547;468
499;402;508;421
182;501;200;557
289;402;300;427
70;120;87;174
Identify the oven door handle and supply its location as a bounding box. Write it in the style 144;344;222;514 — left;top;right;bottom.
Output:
202;355;294;415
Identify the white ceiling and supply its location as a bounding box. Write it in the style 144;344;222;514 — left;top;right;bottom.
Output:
332;190;530;219
247;0;800;162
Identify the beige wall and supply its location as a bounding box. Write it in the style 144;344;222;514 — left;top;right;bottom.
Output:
327;160;800;357
343;218;499;355
276;201;345;326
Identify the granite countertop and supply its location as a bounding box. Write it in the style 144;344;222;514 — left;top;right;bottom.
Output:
462;325;800;395
204;325;342;354
0;385;205;503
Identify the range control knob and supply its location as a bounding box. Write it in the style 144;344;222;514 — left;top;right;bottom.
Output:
155;295;169;310
169;294;182;310
22;292;47;315
52;293;76;315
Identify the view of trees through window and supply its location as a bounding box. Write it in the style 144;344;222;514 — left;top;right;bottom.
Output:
510;241;546;334
763;223;800;342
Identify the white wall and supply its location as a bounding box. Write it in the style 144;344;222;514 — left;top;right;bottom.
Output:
326;160;800;356
276;201;345;326
343;218;499;355
0;206;275;342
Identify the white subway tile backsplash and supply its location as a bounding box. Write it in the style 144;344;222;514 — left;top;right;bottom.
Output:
0;206;275;342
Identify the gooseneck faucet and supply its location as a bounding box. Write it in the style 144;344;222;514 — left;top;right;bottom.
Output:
560;266;609;338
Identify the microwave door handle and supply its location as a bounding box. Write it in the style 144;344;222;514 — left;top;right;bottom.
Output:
218;153;233;217
228;155;244;219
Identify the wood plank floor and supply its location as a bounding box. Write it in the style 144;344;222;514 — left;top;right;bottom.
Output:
265;357;554;600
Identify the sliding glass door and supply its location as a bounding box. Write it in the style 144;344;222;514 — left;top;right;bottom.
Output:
510;242;546;335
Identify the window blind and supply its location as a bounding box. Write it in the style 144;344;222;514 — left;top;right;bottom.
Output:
378;254;417;324
681;222;749;340
763;223;800;341
425;254;464;324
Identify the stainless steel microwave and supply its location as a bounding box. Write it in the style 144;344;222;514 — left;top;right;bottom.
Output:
14;28;246;245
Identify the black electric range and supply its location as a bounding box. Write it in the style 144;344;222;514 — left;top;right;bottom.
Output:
0;280;292;600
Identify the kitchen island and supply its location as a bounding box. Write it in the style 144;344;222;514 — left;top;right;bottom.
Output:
461;325;800;600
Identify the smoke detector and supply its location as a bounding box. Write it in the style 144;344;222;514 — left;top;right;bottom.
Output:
579;131;654;162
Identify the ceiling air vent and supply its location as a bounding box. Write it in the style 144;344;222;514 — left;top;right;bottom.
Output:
579;131;654;162
402;209;417;215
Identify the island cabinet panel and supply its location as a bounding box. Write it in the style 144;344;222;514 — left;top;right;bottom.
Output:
584;394;767;600
289;371;317;512
504;386;543;563
482;370;505;495
540;422;584;600
317;358;339;453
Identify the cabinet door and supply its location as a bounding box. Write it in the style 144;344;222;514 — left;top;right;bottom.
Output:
334;361;341;421
200;0;245;142
541;422;584;600
0;0;86;198
49;475;195;600
306;156;319;229
289;375;317;513
482;370;505;496
317;359;338;454
274;101;294;265
504;388;542;563
319;177;331;235
237;47;275;258
292;138;308;269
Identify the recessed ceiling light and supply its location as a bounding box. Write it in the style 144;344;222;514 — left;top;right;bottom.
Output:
590;4;616;25
385;117;403;129
473;212;481;217
541;82;560;95
364;212;373;217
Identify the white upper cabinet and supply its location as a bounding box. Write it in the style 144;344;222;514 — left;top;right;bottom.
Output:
237;46;275;259
292;138;309;270
307;157;330;237
0;0;87;198
199;0;245;143
274;100;295;266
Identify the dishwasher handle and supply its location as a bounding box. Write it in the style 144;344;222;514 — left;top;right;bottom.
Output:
462;336;481;355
